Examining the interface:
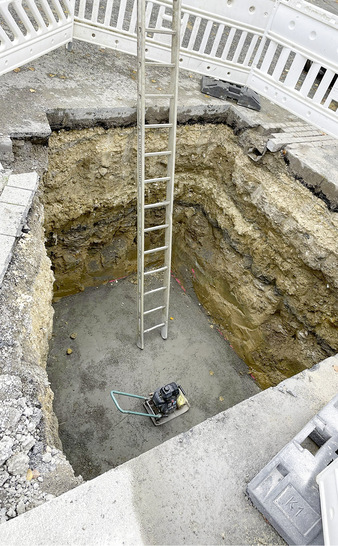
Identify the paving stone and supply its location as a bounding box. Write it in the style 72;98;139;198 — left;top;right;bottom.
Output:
0;186;33;211
0;234;15;284
7;173;39;192
0;202;26;237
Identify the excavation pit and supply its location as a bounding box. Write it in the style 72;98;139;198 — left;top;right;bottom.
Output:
43;122;338;390
0;39;338;539
41;118;338;481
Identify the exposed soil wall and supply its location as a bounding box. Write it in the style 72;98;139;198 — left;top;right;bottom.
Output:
43;124;338;388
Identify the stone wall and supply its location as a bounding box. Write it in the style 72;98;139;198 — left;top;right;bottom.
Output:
43;124;338;387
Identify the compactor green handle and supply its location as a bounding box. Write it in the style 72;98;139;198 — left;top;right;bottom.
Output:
110;390;161;419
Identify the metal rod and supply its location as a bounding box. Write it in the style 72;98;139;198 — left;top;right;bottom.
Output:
145;93;174;98
144;150;172;157
144;177;170;184
144;305;165;315
144;322;166;333
144;286;167;296
144;223;169;232
144;200;170;209
145;28;176;34
144;266;168;276
144;245;168;255
145;124;173;129
145;62;175;67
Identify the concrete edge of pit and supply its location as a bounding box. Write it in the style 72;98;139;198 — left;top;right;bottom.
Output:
0;354;337;545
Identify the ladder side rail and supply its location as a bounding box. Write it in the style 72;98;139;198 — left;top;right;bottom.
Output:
137;0;146;350
161;0;181;340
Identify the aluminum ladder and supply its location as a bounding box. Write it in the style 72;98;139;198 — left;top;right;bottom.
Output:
137;0;181;349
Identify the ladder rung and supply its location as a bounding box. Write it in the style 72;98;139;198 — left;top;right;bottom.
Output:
145;62;175;67
144;177;170;184
144;322;165;334
144;124;173;129
144;286;167;296
145;93;174;99
144;305;165;316
144;151;172;157
144;224;169;233
145;28;176;35
144;245;168;255
144;200;170;210
144;266;168;276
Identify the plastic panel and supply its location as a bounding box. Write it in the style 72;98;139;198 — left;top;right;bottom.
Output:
317;458;338;546
247;394;338;545
0;0;73;76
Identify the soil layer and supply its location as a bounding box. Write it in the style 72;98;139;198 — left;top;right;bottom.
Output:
43;124;338;388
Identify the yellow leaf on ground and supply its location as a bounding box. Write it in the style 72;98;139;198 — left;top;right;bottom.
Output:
28;67;35;71
209;370;214;376
26;469;33;481
13;68;20;73
29;88;36;93
219;396;224;402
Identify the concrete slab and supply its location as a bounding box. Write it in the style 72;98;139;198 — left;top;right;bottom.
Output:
0;355;337;546
0;171;39;288
47;275;260;479
0;186;33;211
0;37;300;140
0;202;26;237
7;172;39;192
0;234;16;284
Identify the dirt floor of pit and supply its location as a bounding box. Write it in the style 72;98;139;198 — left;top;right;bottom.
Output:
47;275;260;480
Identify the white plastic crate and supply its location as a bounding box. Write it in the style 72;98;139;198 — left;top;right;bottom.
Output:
317;458;338;546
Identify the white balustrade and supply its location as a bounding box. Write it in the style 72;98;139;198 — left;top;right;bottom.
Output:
0;0;337;137
0;0;73;74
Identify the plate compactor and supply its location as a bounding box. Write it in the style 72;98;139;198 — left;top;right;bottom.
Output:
110;382;190;426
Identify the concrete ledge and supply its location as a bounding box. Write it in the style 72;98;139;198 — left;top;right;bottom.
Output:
0;135;13;163
0;355;337;545
0;172;39;288
0;234;16;285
